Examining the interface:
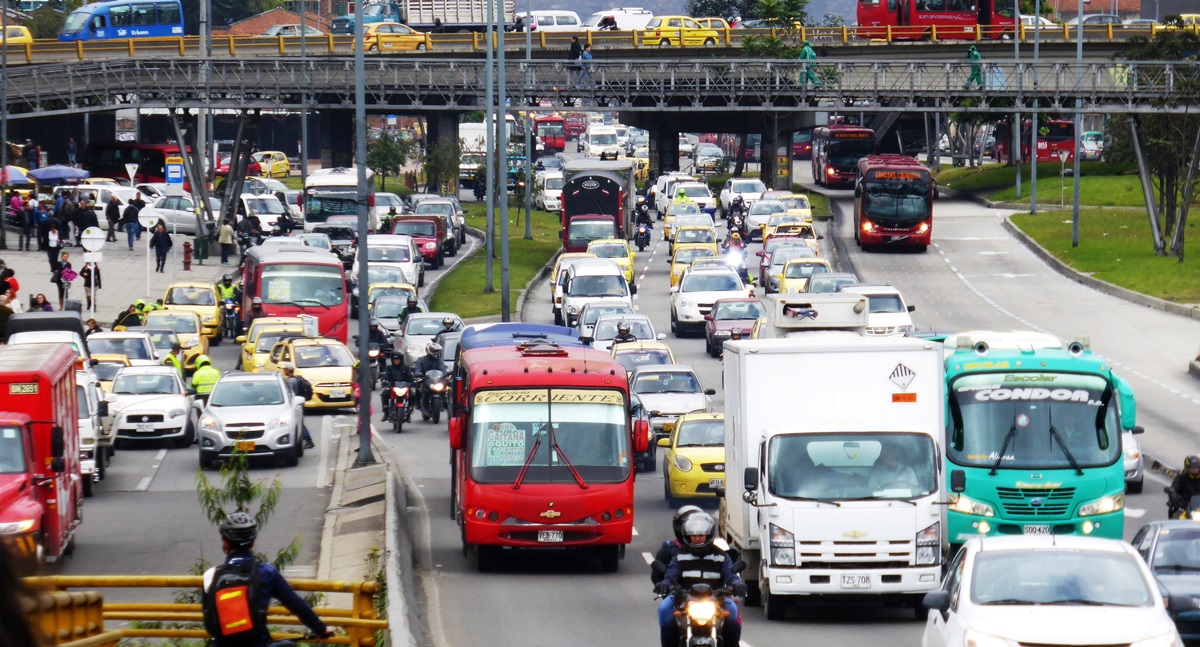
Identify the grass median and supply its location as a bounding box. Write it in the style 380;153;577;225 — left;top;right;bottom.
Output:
428;204;562;319
935;162;1142;206
1010;209;1200;303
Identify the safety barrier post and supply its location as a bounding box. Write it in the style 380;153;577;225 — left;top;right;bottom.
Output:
127;39;134;56
723;25;730;45
228;35;235;56
974;24;981;41
539;31;546;48
278;35;286;55
930;25;938;42
841;25;848;43
178;36;185;56
1106;23;1113;41
346;581;377;647
76;40;84;60
23;41;32;62
327;34;335;53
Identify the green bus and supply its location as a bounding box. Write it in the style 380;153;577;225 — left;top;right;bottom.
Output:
942;331;1141;549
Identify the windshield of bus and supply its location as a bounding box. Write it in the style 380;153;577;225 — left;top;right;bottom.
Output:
304;194;357;223
538;122;565;137
392;221;437;237
829;139;876;168
367;246;412;263
261;264;345;307
591;133;618;146
862;181;931;223
567;220;616;245
769;433;938;500
61;10;89;32
468;389;630;484
112;373;180;395
294;344;353;368
971;549;1152;607
88;338;152;360
947;373;1121;470
0;427;27;474
165;287;216;306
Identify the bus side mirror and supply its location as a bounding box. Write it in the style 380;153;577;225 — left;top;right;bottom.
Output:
50;457;65;473
50;425;65;459
951;469;966;493
97;401;109;418
633;419;649;453
854;185;862;198
449;415;464;450
744;467;759;491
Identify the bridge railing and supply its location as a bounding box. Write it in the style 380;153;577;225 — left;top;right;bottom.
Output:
24;575;386;647
0;23;1190;64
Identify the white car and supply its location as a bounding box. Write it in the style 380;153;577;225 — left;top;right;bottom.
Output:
105;366;201;448
575;303;636;341
395;312;464;367
561;259;636;329
198;372;306;469
678;136;695;159
670;268;752;337
922;535;1179;647
352;234;423;288
86;332;158;366
674;182;717;217
589;313;663;352
719;177;767;213
840;284;915;336
75;369;109;497
655;173;698;215
629;365;714;439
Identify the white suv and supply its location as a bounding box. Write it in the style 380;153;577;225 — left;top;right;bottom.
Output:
840;284;915;336
198;372;307;469
674;182;716;218
561;259;636;328
670;268;752;337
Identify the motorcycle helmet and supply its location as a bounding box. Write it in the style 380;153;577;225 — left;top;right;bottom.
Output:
681;511;717;549
222;274;233;283
730;232;741;241
1187;455;1200;477
219;512;258;549
195;355;211;368
252;297;263;306
407;296;418;307
442;316;456;330
672;505;703;543
426;342;443;358
390;352;404;363
617;321;631;337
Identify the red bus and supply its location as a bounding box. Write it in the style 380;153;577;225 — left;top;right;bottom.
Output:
241;247;350;343
993;118;1075;163
448;338;648;572
812;125;877;188
853;154;934;251
563;113;587;139
855;0;1015;41
792;127;814;160
535;116;567;154
84;141;190;184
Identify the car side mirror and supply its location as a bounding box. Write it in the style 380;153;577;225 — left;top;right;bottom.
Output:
1132;425;1145;434
236;335;247;343
743;467;759;491
294;396;307;406
633;419;649;453
817;234;824;240
923;591;951;613
656;333;666;340
629;284;638;295
657;437;670;447
50;425;65;459
97;401;109;418
951;469;966;493
187;388;198;397
907;305;916;312
669;286;678;293
449;415;465;450
704;389;716;396
854;185;862;198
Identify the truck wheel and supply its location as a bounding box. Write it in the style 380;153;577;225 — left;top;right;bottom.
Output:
763;580;786;620
97;448;107;480
83;476;94;498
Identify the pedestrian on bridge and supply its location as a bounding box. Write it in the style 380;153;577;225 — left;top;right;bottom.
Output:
573;43;596;88
964;45;984;90
798;40;821;88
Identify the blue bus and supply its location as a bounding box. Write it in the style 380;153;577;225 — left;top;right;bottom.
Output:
58;0;184;42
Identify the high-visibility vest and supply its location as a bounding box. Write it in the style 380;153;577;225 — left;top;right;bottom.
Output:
191;365;221;394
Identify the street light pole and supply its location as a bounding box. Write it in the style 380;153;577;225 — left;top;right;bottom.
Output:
524;0;533;241
300;0;309;189
1071;0;1083;247
1030;0;1040;214
353;0;374;465
498;7;511;321
484;0;495;293
2;2;9;211
1014;0;1021;201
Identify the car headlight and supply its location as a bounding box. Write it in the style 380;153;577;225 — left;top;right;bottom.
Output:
202;315;217;324
770;523;795;566
948;493;995;517
673;454;693;472
1125;445;1141;460
185;338;200;349
1131;634;1182;647
200;416;220;432
896;324;914;334
268;414;292;430
686;599;718;625
167;408;187;419
0;519;37;534
965;629;1014;647
424;242;437;250
1078;492;1124;517
679;299;695;309
566;305;579;315
916;522;940;565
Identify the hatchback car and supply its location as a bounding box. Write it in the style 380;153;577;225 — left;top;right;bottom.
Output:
777;258;833;293
660;412;726;505
589;314;662;352
397;312;464;367
586;239;636;284
704;297;765;357
669;243;720;287
805;272;861;294
640;15;720;47
744;200;788;240
629;365;715;439
236;317;305;372
671;268;751;337
611;341;675;377
262;337;358;410
1131;521;1200;642
162;282;222;343
198;372;307;469
576;302;636;341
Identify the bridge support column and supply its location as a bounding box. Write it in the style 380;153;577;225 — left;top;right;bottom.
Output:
649;122;680;177
760;122;788;190
320;110;354;168
423;113;460;194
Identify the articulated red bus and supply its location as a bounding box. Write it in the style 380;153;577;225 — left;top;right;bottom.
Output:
812;125;877;188
448;337;648;572
84;141;190;184
856;0;1015;40
993;118;1075;163
854;155;934;251
535;115;567;154
240;247;350;343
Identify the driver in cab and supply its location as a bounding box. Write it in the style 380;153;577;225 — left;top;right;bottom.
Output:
868;443;919;491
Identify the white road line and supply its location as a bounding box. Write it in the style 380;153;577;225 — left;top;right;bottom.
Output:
136;448;169;492
641;551;655;564
632;526;639;536
136;477;152;492
315;416;334;489
155;448;167;461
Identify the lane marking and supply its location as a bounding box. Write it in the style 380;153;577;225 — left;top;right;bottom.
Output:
137;448;169;492
136;477;152;492
1125;508;1146;519
642;551;655;564
632;526;639;536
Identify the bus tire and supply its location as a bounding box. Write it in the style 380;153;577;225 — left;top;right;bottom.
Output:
83;476;94;498
475;545;499;573
597;545;620;573
917;245;928;253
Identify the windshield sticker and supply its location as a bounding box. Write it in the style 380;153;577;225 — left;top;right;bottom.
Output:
266;278;291;302
474;389;624;406
1016;413;1030;428
972;388;1092;403
485;423;526;466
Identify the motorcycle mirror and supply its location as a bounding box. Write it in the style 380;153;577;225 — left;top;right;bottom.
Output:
730;559;747;575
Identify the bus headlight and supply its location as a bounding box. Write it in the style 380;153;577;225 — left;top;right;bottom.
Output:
917;221;930;234
0;519;37;534
1079;493;1124;517
948;493;994;517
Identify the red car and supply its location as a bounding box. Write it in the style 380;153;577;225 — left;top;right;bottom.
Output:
214;155;263;177
704;297;767;357
389;217;444;268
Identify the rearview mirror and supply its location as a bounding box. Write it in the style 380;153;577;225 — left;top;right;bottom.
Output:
633;419;649;453
449;415;464;450
951;469;966;493
97;401;109;418
922;591;950;612
235;335;247;343
50;426;65;459
743;467;759;491
629;283;638;295
656;333;666;340
704;389;716;396
657;437;670;447
907;305;916;312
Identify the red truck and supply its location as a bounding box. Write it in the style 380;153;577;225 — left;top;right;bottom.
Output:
0;344;84;563
390;216;447;269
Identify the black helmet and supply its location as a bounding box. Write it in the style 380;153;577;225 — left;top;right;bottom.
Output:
672;505;702;543
390;352;404;363
1187;455;1200;477
219;512;258;548
680;511;716;549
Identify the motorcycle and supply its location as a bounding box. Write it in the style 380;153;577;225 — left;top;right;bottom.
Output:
652;559;747;647
728;214;748;240
221;298;240;339
723;248;753;287
367;343;382;385
725;197;745;222
1166;490;1200;519
416;369;449;424
635;222;651;251
385;381;412;433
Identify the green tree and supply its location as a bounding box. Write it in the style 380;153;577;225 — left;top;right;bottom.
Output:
740;0;809;58
685;0;760;20
27;5;68;39
817;11;845;26
366;132;414;192
422;134;461;195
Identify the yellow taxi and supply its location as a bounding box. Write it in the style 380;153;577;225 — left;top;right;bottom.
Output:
669;243;720;287
766;223;821;255
640;15;720;47
778;257;833;293
82;178;121;186
694;17;731;31
748;317;767;340
262;337;357;410
659;411;726;504
90;354;132;393
1;26;32;45
360;22;432;51
611;340;675;377
780;193;814;221
663;201;704;240
366;282;418;313
670;224;717;253
251;151;291;179
762;217;817;245
236;317;305;372
586;239;636;284
162;282;222;342
141;310;209;370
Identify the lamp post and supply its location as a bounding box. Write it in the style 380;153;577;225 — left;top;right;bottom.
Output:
1030;0;1041;214
1071;0;1083;247
1014;0;1021;201
300;0;309;189
353;0;374;465
524;0;533;241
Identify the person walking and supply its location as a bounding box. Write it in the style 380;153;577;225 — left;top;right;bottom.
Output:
131;195;146;241
19;198;36;252
44;224;62;272
280;362;316;449
573;43;595;88
105;197;121;243
149;223;173;273
798;39;822;88
120;199;140;250
77;198;99;236
51;251;73;309
217;219;235;265
67;137;78;167
79;260;101;312
964;45;983;90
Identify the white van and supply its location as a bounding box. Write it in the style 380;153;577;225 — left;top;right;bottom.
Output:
517;10;582;31
561;259;636;328
583;8;654;30
534;170;564;212
580;125;619;158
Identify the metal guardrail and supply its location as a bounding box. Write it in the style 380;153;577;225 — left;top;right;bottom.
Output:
25;575;386;647
0;23;1191;64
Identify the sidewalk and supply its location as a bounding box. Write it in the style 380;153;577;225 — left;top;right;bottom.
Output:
1;234;226;326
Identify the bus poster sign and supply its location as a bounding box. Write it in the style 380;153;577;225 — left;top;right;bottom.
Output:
165;156;184;185
299;314;319;339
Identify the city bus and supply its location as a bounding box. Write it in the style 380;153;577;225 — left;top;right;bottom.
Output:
303;167;376;232
941;331;1139;551
58;0;184;42
449;335;648;572
993;118;1075;163
84;141;188;184
812;124;877;188
535;115;567;154
240;247;350;343
853;154;934;251
855;0;1015;41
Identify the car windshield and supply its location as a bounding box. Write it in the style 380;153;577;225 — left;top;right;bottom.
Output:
677;419;724;447
615;350;672;372
633;372;701;394
377;194;404;207
368;246;412;263
583;306;634;327
567;220;616;243
782;197;811;210
769;432;937;500
680;185;711;198
947;373;1121;470
681;273;741;292
88;338;152;360
366;267;409;283
667;203;702;216
294;344;353;368
695;145;723;157
749;201;786;216
0;427;27;475
145;315;198;334
370;287;415;304
713;301;765;320
543;177;564;190
594;319;654;340
302;235;331;250
1151;527;1200;572
674;216;711;230
591;133;617;146
674;248;715;265
971;550;1153;607
416;202;454;216
262;265;344;307
862;181;930;223
589;244;628;259
772;248;815;268
392;221;437;237
676;229;715;244
570;275;627;298
112;373;179;395
209;380;286;407
373;300;407;318
732;180;766;193
856;294;905;313
808;276;859;293
784;262;829;279
92;362;127;381
166;287;216;306
405;317;452;335
141;331;177;351
255;332;297;353
245;197;285;215
540;158;565;170
318;227;356;242
768;215;805;227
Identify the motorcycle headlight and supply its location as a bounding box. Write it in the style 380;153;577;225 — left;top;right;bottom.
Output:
686;599;718;625
673;454;693;472
948;493;995;517
0;519;37;534
369;349;380;358
430;383;445;393
392;386;409;397
167;408;187;419
1078;492;1124;517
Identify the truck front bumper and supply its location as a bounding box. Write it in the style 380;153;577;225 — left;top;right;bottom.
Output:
765;565;942;596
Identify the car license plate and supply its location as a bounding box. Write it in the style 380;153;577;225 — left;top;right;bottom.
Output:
235;440;256;452
1023;525;1051;535
330;389;346;399
709;478;725;489
538;530;564;543
135;423;154;432
841;575;871;589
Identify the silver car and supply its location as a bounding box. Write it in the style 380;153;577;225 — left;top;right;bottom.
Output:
105;366;201;448
396;312;463;368
629;365;714;439
198;372;307;469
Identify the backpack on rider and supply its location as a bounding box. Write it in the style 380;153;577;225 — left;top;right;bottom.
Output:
202;559;269;646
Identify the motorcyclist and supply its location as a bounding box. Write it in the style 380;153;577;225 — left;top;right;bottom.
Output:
433;315;461;345
397;296;422;326
380;352;414;421
612;321;638;345
381;206;399;234
636;203;653;227
650;505;703;585
725;231;746;253
727;195;746;219
1167;455;1200;516
654;512;745;647
274;210;297;235
413;342;448;377
243;297;265;334
216;274;239;302
728;212;747;239
367;319;391;349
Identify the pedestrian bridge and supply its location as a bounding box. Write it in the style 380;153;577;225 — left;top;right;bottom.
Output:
4;58;1193;119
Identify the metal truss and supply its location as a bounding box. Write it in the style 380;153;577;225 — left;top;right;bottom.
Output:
3;58;1197;118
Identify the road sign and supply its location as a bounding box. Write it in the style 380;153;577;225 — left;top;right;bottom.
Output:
83;252;103;264
80;227;106;252
125;162;139;184
165;156;184;185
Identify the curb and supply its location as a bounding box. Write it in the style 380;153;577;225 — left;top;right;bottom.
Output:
517;249;560;323
797;183;856;278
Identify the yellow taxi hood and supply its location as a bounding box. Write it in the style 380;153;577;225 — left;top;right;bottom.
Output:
298;365;353;383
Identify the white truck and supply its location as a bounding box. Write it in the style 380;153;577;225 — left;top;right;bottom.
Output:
719;336;947;620
754;293;869;340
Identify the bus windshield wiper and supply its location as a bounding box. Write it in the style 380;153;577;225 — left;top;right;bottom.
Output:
1048;409;1084;476
990;413;1020;476
512;427;545;491
548;424;588;490
291;298;331;310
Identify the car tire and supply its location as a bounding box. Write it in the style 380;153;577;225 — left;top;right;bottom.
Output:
174;417;196;449
199;452;217;471
282;445;300;467
1127;477;1144;494
418;270;425;288
663;464;677;506
597;545;620;573
553;310;563;326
